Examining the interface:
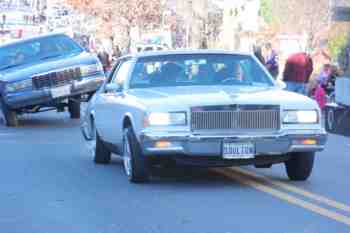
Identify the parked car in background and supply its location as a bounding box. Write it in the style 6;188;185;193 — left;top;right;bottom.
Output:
325;76;350;133
133;43;168;53
81;50;327;183
0;33;105;127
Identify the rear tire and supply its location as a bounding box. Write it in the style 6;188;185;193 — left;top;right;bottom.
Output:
0;97;18;127
68;98;80;119
123;127;150;183
285;152;315;181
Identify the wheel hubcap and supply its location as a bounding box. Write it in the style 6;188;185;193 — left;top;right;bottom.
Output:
0;110;5;125
86;120;96;156
123;133;132;177
0;102;6;125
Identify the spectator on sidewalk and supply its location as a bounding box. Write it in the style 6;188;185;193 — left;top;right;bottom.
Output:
314;82;327;111
113;45;122;59
316;64;332;86
283;52;313;95
253;45;265;65
265;43;279;79
97;47;111;73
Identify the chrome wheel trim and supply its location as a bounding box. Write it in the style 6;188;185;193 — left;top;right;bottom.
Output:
123;132;132;177
0;101;6;125
86;120;96;156
327;109;335;130
0;110;5;125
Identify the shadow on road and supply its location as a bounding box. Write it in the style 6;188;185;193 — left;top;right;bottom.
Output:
0;112;79;130
107;157;241;186
332;127;350;137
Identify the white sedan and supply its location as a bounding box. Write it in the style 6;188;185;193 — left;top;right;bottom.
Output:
81;50;327;183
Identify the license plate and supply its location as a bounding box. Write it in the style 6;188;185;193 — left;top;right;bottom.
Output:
51;85;71;98
222;142;255;159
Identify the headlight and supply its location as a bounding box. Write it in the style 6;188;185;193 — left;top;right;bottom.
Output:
283;110;319;124
6;79;33;92
80;63;102;77
147;112;187;126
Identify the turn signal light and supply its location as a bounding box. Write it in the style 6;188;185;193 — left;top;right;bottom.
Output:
301;139;317;145
155;141;171;149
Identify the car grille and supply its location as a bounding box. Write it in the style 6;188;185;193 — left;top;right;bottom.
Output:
32;67;82;89
191;105;280;132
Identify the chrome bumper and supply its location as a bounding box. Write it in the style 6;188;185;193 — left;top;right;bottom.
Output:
140;130;327;157
4;76;104;109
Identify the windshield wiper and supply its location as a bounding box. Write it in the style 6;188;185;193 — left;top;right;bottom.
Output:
0;63;24;71
40;54;63;61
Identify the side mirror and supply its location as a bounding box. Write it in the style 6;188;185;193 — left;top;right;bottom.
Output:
105;83;122;93
276;79;287;89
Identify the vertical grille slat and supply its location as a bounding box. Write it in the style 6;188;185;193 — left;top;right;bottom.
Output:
191;105;280;132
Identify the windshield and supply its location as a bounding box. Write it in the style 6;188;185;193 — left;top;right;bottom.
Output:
0;35;83;71
129;54;274;89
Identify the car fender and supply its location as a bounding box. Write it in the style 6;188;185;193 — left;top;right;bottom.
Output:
122;111;144;143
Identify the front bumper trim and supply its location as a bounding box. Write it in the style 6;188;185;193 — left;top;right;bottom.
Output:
4;76;104;109
140;130;327;157
289;145;325;152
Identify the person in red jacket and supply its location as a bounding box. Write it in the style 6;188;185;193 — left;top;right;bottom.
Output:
283;52;313;95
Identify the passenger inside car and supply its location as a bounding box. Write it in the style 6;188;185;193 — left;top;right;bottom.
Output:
39;42;59;56
192;63;215;84
214;62;247;84
12;52;26;65
150;62;183;86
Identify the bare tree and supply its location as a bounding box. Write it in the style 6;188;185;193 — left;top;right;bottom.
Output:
107;0;163;49
271;0;332;51
66;0;163;49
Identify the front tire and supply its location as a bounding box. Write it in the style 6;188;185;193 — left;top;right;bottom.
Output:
68;98;80;119
123;127;150;183
90;119;111;164
285;152;315;181
0;97;18;127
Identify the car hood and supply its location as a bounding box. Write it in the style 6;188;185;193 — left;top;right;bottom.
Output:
127;85;318;111
0;52;98;83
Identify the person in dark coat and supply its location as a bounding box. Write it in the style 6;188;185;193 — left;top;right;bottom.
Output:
265;43;279;79
97;49;111;73
113;45;122;59
253;45;265;65
283;52;313;95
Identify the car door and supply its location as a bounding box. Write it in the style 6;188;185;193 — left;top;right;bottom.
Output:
94;58;134;149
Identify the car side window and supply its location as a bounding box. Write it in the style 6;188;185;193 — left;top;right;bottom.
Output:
111;60;133;87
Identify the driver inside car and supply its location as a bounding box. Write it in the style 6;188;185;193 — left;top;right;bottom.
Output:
151;62;183;86
214;62;244;83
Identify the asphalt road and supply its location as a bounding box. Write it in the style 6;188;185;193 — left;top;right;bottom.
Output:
0;112;350;233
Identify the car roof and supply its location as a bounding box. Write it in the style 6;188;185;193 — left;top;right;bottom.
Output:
124;49;253;60
0;33;67;49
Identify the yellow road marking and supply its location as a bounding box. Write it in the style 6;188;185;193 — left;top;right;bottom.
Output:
214;168;350;226
230;167;350;213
